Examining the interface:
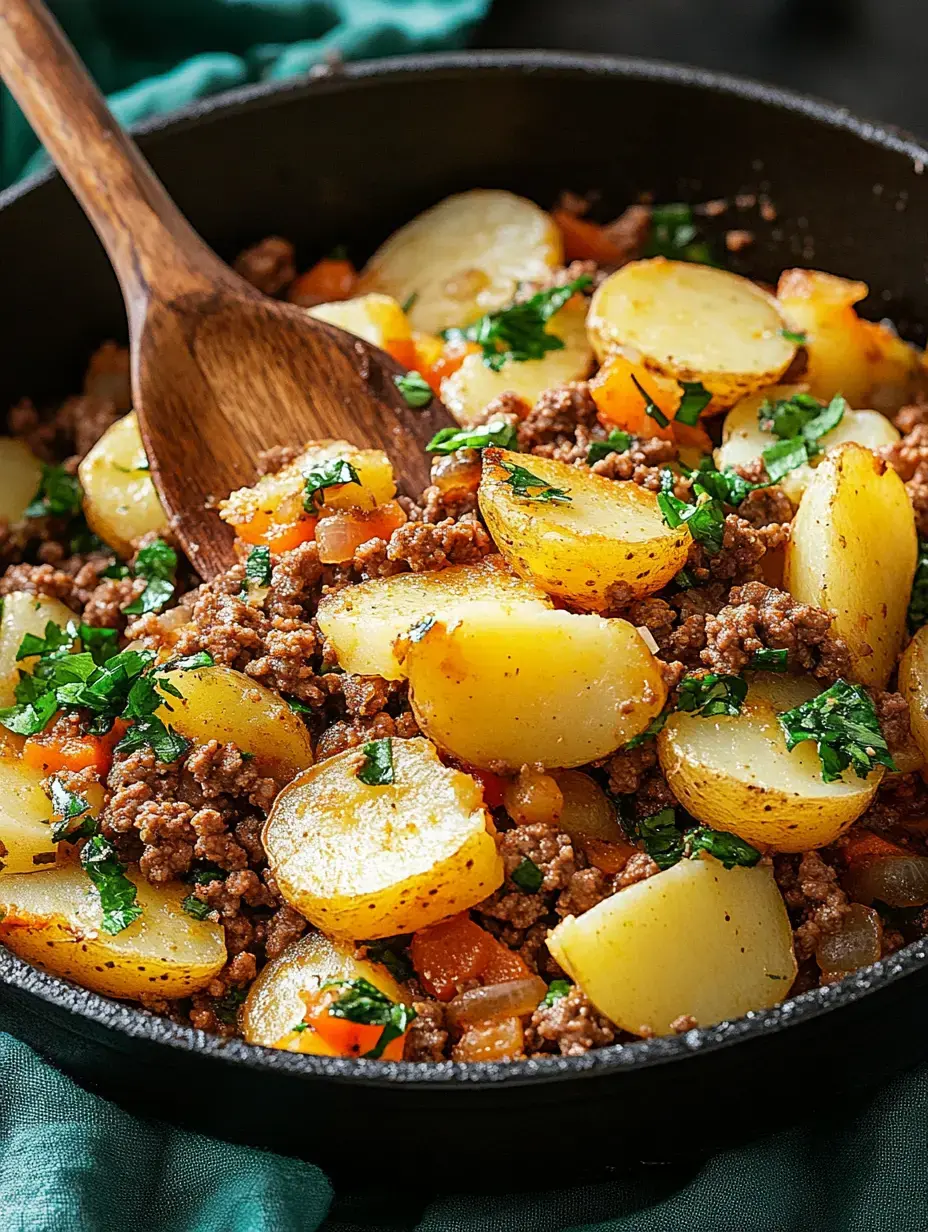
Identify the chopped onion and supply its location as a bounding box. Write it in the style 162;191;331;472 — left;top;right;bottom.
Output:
315;501;407;564
431;452;481;497
636;625;660;655
502;766;563;825
451;1016;524;1062
555;770;624;842
843;855;928;908
816;903;882;975
446;977;547;1029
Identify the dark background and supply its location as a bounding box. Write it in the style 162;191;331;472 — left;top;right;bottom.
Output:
478;0;928;138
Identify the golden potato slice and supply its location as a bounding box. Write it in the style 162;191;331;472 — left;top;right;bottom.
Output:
243;930;407;1050
220;438;395;530
0;757;58;876
548;854;796;1036
899;625;928;765
715;385;900;505
784;442;917;688
0;438;43;524
263;736;502;940
357;189;563;333
658;673;882;851
777;269;921;411
78;412;168;557
478;448;689;609
316;555;551;681
308;293;411;350
155;664;313;783
440;299;593;427
0;591;77;707
400;603;666;769
588;258;796;412
0;864;226;998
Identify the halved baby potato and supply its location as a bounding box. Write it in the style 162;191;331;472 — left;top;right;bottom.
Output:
79;412;169;557
315;555;552;681
400;603;667;769
0;591;77;708
0;438;43;525
155;664;313;783
263;736;502;940
0;757;58;876
587;258;796;412
548;853;797;1036
715;385;900;505
0;863;226;998
243;930;407;1052
784;442;916;689
308;293;411;352
658;672;883;851
898;625;928;766
441;298;594;427
478;447;690;609
358;189;563;334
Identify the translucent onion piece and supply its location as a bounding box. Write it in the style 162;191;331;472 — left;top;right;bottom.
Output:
314;501;407;564
844;855;928;908
502;766;563;825
431;452;482;498
555;770;624;842
816;902;882;975
451;1015;524;1062
446;977;547;1029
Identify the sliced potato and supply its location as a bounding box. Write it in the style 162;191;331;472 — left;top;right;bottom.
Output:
0;864;226;998
401;603;666;769
316;555;552;681
243;930;407;1051
263;736;502;940
0;757;58;876
358;189;563;333
308;293;411;351
548;854;796;1036
899;625;928;765
777;269;921;411
155;664;313;783
0;437;43;524
784;442;917;688
588;258;796;412
441;298;593;427
715;384;900;505
478;448;689;609
0;591;77;707
78;412;168;557
658;672;882;851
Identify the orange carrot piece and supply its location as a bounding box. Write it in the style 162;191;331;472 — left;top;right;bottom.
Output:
553;209;627;264
22;722;125;778
410;913;495;1001
287;258;357;306
840;830;910;866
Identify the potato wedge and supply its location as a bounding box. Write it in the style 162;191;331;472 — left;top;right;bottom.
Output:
658;672;882;851
0;864;226;998
715;385;900;505
0;437;43;524
440;298;593;427
478;448;689;609
357;189;563;333
401;603;666;769
784;443;917;688
777;269;921;411
78;412;168;557
155;664;313;784
263;736;502;940
243;930;407;1051
548;853;796;1036
308;293;411;351
899;625;928;765
0;591;77;707
316;555;552;681
0;757;58;876
588;258;796;412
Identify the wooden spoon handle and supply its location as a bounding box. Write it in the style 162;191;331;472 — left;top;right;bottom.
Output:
0;0;231;317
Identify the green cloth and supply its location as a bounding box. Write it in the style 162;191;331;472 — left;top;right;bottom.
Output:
1;0;490;186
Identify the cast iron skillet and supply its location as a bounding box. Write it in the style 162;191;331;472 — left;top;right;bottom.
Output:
2;51;928;1179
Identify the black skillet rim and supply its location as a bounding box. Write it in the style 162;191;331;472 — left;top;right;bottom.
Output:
2;49;928;1090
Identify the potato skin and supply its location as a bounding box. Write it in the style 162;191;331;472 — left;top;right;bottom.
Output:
478;448;690;609
263;737;503;940
784;443;917;689
658;672;881;851
79;412;168;557
899;626;928;764
0;437;42;525
0;864;226;998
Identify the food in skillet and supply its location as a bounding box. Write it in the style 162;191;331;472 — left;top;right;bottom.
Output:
2;189;928;1062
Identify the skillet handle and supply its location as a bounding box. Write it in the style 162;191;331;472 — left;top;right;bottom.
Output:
0;0;233;317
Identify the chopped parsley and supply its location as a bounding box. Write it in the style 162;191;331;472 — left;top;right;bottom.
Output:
778;678;896;783
683;457;765;507
401;292;418;314
780;329;807;345
285;695;313;715
25;464;82;520
623;709;670;751
511;857;543;893
302;458;361;511
499;460;571;505
630;374;669;429
80;835;142;935
357;737;394;786
759;392;847;482
748;648;789;672
324;978;417;1059
908;539;928;631
442;276;592;371
632;808;761;872
587;429;632;465
243;545;272;590
684;827;761;869
215;987;248;1025
181;894;213;921
762;437;812;484
540;979;572;1008
427;419;519;454
49;777;95;843
393;370;433;409
677;673;747;718
362;937;415;983
100;563;130;580
632;807;685;870
122;538;178;616
657;484;725;555
644;203;715;265
675;381;712;427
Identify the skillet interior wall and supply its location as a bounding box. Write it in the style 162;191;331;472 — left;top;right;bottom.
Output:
1;57;928;415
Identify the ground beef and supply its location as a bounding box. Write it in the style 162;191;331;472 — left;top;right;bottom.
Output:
403;1001;449;1061
232;236;296;296
525;987;616;1057
556;866;612;918
185;741;279;813
386;516;493;571
516;380;598;452
602;743;658;796
615;851;661;888
685;515;789;586
880;419;928;536
81;575;147;628
737;484;795;528
589;436;685;496
870;690;913;755
776;851;851;962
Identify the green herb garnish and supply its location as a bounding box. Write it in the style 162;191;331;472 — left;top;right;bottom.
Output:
324;978;417;1059
748;648;789;672
302;458;361;511
540;979;572;1008
684;827;761;869
357;737;394;786
780;329;807;345
683;457;766;507
394;370;433;409
675;381;712;427
511;857;543;893
401;292;418;314
759;393;847;482
908;539;928;632
362;938;415;984
658;484;725;555
633;808;761;872
243;545;272;590
633;807;685;870
80;835;142;935
122;538;178;616
630;374;669;429
587;429;632;465
677;673;747;718
25;464;82;520
215;987;248;1025
181;894;213;921
623;709;670;751
427;419;518;454
644;203;716;264
499;460;571;505
778;678;896;783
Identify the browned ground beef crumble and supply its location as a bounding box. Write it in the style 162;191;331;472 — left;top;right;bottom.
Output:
6;233;928;1063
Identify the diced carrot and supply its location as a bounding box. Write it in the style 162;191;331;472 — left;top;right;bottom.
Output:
553;209;627;265
411;913;495;1001
590;354;713;453
272;1026;341;1056
383;338;418;370
232;508;318;553
23;721;125;777
840;830;910;866
423;340;481;394
467;767;507;811
480;944;531;987
287;258;357;306
302;990;406;1059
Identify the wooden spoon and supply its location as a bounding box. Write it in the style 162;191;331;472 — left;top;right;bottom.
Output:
0;0;454;580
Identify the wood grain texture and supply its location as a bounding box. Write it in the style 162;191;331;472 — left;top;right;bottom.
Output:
0;0;453;579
